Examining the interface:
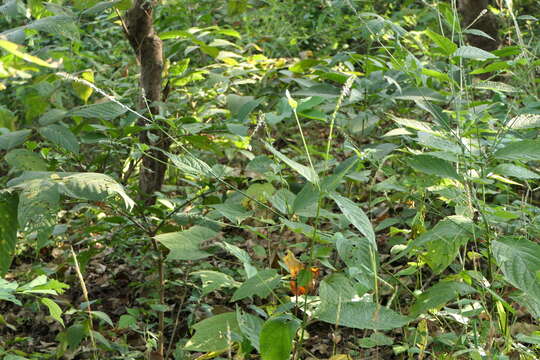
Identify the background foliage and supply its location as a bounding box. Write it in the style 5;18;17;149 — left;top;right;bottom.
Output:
1;0;540;359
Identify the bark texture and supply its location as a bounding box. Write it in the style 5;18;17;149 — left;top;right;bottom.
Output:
126;0;171;205
458;0;500;51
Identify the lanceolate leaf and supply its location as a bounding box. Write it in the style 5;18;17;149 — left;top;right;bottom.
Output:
453;46;498;61
329;193;376;249
409;281;476;317
265;142;319;184
68;101;127;120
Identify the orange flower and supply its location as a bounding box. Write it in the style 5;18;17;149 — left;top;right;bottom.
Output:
283;250;319;296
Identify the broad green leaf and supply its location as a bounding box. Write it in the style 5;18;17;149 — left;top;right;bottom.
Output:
319;273;358;310
0;129;31;150
417;132;461;153
81;0;121;16
292;183;319;217
474;81;518;93
424;29;457;56
294;84;340;98
493;237;540;311
68;101;127;120
260;316;300;360
211;203;252;224
0;278;21;305
336;234;378;289
452;46;498;61
316;301;410;330
5;149;47;171
39;124;80;154
155;226;217;261
289;59;322;73
507;114;540;129
39;109;68;126
41;298;64;327
92;311;113;327
494;164;540;180
118;314;137;329
60;172;134;209
0;39;58;67
494;140;540;161
394;87;445;102
231;269;281;302
168;153;212;177
408;154;460;181
66;324;86;351
237;310;264;351
329;193;376;249
409;281;476;317
72;70;94;103
0;193;18;276
17;179;59;234
218;241;257;278
191;270;240;296
407;216;473;274
184;312;242;352
265;142;319;184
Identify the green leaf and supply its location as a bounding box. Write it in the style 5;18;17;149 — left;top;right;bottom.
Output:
92;311;113;327
293;84;340;98
452;46;498;61
493;237;540;313
424;29;457;56
407;216;473;274
155;226;217;261
408;154;461;180
494;140;540;161
0;193;18;276
231;269;281;302
260;316;300;360
336;234;378;289
507;114;540;130
16;178;59;237
0;129;31;150
66;324;86;351
292;183;319;217
218;241;257;278
289;59;322;73
211;203;252;224
316;301;410;330
68;101;127;120
41;298;64;327
0;39;58;68
409;281;476;317
329;193;376;249
5;149;47;171
72;70;94;103
60;172;134;210
494;164;540;180
39;109;68;126
118;314;137;329
191;270;240;296
39;124;80;154
184;312;242;352
319;273;358;309
0;278;21;305
237;310;264;351
265;142;319;184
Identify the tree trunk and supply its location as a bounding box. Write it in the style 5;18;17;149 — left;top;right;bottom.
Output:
457;0;500;51
125;0;171;206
